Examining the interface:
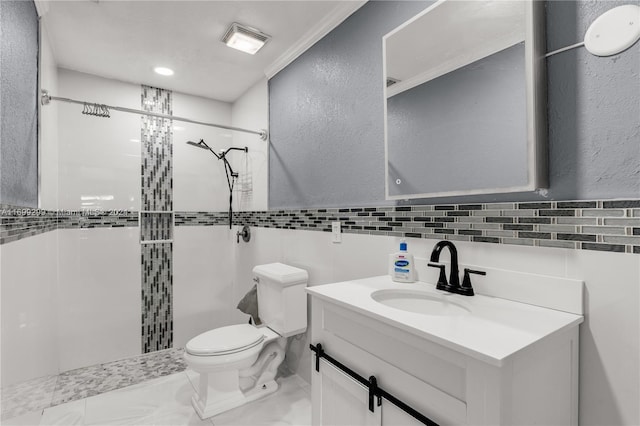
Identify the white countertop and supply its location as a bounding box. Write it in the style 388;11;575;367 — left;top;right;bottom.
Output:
306;275;584;366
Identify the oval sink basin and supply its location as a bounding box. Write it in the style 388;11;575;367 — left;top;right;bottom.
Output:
371;289;471;316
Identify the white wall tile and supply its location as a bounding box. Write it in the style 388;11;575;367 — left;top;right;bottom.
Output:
233;227;284;309
173;92;233;212
451;240;568;278
331;233;398;283
0;231;59;386
231;78;269;212
282;229;335;286
565;250;640;426
56;228;140;371
57;69;141;212
173;226;241;348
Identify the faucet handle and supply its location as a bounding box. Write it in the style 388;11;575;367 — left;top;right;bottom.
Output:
428;263;448;288
460;268;486;296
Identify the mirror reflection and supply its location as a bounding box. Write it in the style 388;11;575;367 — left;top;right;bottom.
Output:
384;0;546;200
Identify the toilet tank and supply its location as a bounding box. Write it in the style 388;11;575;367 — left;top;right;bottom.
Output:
253;263;308;337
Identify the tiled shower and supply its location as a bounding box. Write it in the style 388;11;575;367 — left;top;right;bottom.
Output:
0;66;270;419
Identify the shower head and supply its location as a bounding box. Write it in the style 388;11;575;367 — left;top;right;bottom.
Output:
186;139;211;151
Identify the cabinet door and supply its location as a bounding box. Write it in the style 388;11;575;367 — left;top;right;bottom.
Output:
382;402;425;426
315;359;381;426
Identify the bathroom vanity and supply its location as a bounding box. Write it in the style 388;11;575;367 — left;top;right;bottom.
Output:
307;276;583;425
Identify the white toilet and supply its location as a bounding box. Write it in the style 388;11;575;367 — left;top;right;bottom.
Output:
184;263;308;419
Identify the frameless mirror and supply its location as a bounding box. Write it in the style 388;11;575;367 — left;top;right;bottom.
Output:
383;0;547;200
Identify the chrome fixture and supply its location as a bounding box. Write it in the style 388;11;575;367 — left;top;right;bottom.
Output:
222;22;271;55
236;225;251;244
41;90;268;140
428;240;484;296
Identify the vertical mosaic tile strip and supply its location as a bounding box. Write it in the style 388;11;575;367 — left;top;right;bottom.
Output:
141;243;173;352
141;86;173;212
176;199;640;254
141;86;174;353
140;212;173;242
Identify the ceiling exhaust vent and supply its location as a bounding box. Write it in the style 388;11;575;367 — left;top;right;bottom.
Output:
222;23;271;55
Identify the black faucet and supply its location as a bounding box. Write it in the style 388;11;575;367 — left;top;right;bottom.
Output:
428;240;484;296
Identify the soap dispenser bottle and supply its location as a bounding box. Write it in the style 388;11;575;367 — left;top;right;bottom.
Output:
392;240;415;283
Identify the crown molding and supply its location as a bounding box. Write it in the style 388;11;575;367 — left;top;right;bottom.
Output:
34;0;50;17
264;1;368;79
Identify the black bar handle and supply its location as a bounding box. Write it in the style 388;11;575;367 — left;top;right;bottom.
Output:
309;343;439;426
460;268;486;296
311;343;324;372
368;376;377;412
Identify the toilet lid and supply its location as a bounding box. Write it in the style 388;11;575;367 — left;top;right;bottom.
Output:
186;324;265;356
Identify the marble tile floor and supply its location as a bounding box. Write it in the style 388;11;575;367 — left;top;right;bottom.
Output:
1;349;187;421
2;371;311;426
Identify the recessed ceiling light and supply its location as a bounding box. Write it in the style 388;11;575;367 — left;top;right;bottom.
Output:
222;23;270;55
154;67;174;76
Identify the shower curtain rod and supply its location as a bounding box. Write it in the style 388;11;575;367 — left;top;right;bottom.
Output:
40;90;268;141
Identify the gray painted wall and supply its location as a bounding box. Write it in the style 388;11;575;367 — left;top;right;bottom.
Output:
388;43;528;197
0;0;39;208
268;0;640;208
269;1;431;208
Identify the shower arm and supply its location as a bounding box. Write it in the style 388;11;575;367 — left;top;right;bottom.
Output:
189;139;247;177
187;139;248;229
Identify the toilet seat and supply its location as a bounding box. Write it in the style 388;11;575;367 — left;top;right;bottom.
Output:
186;324;265;356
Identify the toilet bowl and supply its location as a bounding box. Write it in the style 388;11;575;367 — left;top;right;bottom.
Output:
184;263;308;419
184;324;285;419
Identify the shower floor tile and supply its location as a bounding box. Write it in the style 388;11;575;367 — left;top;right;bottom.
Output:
0;375;58;421
1;348;187;420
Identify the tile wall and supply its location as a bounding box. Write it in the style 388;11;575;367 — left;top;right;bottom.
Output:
236;226;639;426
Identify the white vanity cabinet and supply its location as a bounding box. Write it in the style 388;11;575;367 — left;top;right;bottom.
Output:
308;277;582;426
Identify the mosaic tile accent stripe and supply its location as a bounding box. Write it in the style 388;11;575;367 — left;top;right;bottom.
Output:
57;211;139;229
0;348;186;420
3;201;640;254
0;205;138;244
140;84;174;353
176;200;640;254
175;211;229;226
0;205;58;244
141;243;173;353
